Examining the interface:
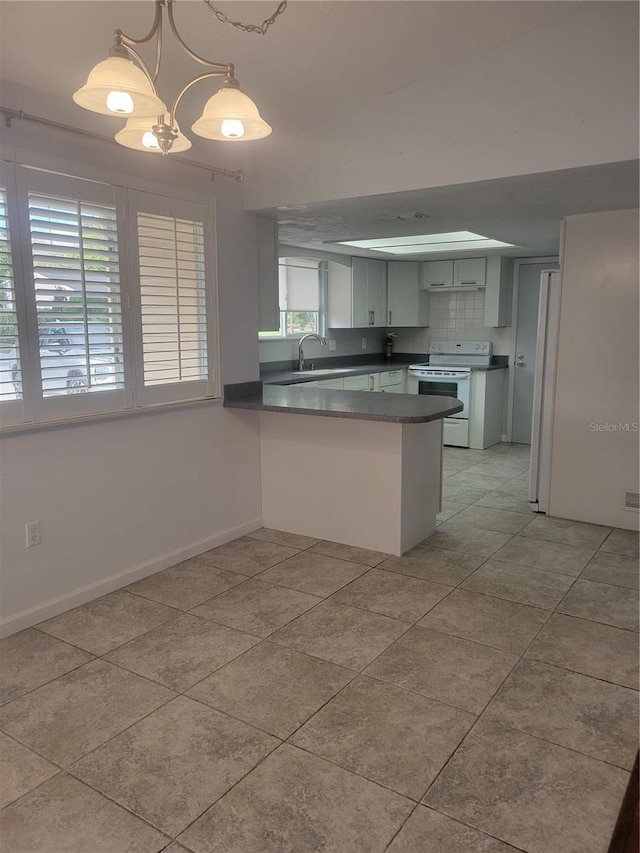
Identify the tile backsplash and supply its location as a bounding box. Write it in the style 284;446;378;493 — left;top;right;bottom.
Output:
391;290;512;355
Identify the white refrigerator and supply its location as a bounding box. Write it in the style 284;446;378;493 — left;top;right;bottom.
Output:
529;270;561;513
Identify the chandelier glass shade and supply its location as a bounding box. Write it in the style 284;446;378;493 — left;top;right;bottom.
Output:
115;116;192;153
72;56;167;117
72;0;273;155
192;82;272;141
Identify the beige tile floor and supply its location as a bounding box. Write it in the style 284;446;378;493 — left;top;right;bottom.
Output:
1;442;638;853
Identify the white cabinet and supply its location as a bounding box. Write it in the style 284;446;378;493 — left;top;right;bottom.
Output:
316;378;344;389
421;259;453;290
484;257;513;327
343;372;382;391
285;368;404;394
387;262;428;327
329;258;387;328
421;257;486;291
378;369;406;393
344;373;371;391
454;257;486;288
469;368;507;449
352;257;387;327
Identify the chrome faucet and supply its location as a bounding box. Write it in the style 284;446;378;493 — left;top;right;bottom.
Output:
298;333;327;370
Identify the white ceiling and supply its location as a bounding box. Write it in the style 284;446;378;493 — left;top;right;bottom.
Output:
267;160;639;259
0;1;637;260
0;1;581;129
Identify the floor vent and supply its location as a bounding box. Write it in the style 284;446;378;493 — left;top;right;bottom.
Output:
624;490;640;509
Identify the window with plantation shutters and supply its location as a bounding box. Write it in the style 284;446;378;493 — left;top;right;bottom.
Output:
129;191;214;405
27;190;124;401
138;212;207;384
0;161;218;428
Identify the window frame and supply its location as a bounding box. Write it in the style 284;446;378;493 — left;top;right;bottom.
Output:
126;189;218;407
0;157;220;431
0;161;28;427
258;256;327;341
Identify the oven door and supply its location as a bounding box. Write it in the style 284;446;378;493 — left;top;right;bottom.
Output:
407;372;470;418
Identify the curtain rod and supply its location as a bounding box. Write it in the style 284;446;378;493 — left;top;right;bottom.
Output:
0;106;244;182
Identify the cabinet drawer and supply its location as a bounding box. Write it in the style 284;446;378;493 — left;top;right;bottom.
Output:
379;384;404;393
379;369;405;387
316;378;345;389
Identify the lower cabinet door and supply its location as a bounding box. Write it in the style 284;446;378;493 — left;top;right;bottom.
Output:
344;374;370;391
442;418;469;447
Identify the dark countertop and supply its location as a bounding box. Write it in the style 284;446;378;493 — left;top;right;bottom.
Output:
261;357;508;385
262;361;414;386
224;385;463;424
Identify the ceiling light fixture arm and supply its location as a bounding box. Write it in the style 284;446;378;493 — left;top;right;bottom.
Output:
110;0;163;80
167;0;231;71
168;68;231;126
114;0;163;47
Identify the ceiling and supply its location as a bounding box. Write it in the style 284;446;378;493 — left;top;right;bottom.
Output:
267;160;639;260
0;1;637;260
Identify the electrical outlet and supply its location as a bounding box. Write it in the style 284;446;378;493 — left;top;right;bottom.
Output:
361;337;367;350
329;339;336;352
25;521;41;548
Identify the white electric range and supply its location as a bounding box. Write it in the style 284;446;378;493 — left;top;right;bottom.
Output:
407;341;493;447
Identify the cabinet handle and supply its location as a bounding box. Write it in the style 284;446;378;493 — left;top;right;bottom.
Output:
388;310;392;325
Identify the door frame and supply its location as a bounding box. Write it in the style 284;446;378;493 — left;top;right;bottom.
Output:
506;256;559;442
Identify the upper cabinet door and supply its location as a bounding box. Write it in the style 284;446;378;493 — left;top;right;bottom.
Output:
454;257;486;288
366;258;387;326
327;256;388;328
387;261;428;327
351;257;370;327
421;259;454;290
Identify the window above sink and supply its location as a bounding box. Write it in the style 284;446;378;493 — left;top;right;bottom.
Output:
259;257;322;340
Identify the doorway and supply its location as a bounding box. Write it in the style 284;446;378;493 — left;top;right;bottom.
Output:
510;258;559;444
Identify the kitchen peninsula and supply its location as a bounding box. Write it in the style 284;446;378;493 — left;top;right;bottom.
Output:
225;384;462;556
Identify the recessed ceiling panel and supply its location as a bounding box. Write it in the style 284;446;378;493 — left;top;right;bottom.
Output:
335;231;516;254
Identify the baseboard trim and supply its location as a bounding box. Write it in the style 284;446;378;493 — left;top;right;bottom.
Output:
0;517;264;638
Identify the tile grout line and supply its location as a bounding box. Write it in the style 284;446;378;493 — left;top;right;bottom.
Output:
2;442;636;850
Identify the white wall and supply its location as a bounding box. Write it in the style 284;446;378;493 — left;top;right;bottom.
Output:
0;406;262;634
549;209;639;530
0;112;264;635
260;327;387;366
392;290;513;357
245;2;639;210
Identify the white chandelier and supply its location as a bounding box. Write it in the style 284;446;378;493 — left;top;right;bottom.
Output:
73;0;283;155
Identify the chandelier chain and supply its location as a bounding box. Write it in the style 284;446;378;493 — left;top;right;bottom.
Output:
202;0;288;35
